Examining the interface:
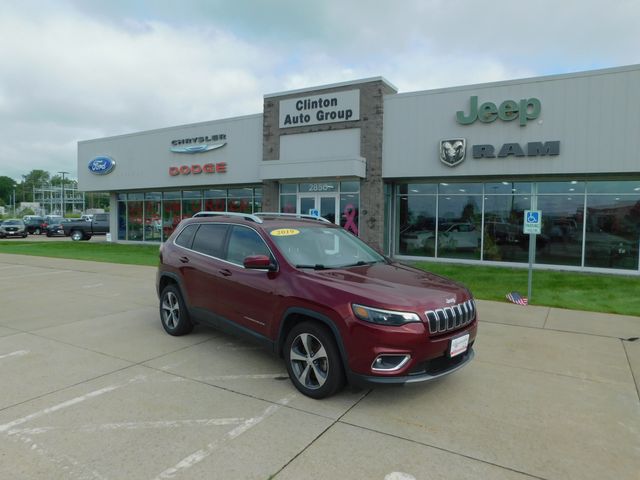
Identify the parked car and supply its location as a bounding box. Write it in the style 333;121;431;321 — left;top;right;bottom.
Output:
23;216;46;235
46;218;72;237
0;219;28;238
437;222;481;251
157;212;477;399
62;213;110;241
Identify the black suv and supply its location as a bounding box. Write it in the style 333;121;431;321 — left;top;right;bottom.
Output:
24;216;46;235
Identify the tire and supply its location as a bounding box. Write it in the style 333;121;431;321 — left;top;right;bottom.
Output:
22;234;28;238
159;284;193;336
284;321;345;399
34;228;41;235
46;232;52;237
82;234;92;241
70;230;83;241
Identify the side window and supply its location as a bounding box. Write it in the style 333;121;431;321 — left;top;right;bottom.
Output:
191;224;229;258
174;224;199;249
226;226;271;265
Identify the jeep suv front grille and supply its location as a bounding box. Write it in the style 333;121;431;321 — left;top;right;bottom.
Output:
425;299;476;334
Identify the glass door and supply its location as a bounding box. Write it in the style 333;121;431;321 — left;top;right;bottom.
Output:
297;194;339;224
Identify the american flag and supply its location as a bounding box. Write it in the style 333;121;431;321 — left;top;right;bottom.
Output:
506;291;528;306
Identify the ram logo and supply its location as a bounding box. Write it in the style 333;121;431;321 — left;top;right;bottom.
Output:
440;139;466;167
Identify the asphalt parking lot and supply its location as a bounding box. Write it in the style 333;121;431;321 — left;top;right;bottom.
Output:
0;253;638;480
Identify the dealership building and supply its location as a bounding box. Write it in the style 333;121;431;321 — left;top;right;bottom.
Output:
78;64;640;274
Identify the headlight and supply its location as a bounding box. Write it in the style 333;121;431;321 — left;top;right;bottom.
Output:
352;304;420;326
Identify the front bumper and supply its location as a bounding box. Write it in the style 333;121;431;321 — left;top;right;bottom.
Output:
348;347;474;386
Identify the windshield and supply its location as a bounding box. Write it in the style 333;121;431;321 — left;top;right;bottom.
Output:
2;220;22;226
268;226;385;269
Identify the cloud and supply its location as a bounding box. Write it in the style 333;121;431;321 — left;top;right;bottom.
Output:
0;0;639;182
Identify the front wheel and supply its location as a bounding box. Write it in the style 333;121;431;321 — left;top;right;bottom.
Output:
34;228;41;235
159;284;193;336
70;230;83;241
284;322;345;399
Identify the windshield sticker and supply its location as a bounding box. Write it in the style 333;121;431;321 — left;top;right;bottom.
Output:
270;228;300;237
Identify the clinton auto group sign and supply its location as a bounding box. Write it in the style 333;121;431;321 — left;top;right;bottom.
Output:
279;89;360;128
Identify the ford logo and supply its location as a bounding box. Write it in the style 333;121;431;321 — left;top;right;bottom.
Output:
88;156;116;175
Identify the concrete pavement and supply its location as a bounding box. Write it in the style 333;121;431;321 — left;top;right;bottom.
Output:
0;253;638;480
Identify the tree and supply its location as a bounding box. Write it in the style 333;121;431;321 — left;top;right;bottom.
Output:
19;170;51;202
0;176;16;205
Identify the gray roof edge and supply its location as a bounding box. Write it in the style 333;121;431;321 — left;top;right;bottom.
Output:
387;63;640;100
264;76;398;98
78;113;263;145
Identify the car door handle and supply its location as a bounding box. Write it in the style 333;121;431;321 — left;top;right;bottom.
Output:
179;256;190;264
219;269;232;277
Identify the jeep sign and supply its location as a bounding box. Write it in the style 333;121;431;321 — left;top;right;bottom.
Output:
456;96;541;126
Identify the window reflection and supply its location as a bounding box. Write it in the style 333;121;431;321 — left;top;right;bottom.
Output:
398;195;436;256
530;195;583;267
584;195;640;269
437;195;482;259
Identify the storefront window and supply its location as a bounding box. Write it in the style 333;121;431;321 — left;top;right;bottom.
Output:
117;200;126;240
144;192;161;242
397;193;437;256
280;194;296;213
228;188;253;213
280;184;297;194
203;189;226;212
340;181;360;193
584;194;640;269
340;193;359;235
253;187;263;213
127;194;144;241
483;184;531;262
534;195;584;267
162;191;181;239
182;190;202;219
437;194;482;260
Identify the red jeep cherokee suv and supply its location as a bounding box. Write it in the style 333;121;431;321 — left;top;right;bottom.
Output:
157;212;477;399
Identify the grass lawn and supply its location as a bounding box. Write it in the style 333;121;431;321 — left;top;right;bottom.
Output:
0;240;638;316
413;261;640;317
0;241;160;266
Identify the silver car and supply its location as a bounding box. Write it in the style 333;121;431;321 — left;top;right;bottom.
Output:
0;219;28;238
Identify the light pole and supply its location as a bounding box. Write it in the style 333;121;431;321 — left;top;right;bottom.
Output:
58;171;69;217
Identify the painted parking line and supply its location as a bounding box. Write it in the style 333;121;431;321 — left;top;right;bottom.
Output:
0;374;146;434
0;350;29;361
153;394;296;479
12;417;246;436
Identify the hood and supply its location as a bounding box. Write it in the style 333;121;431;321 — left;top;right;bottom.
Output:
300;262;471;311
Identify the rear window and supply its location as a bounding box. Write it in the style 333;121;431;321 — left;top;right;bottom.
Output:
174;224;198;248
191;224;229;258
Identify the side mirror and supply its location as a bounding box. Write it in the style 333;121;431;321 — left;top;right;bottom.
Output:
243;255;277;271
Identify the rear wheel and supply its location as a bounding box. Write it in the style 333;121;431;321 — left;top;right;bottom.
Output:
284;322;345;399
159;284;193;336
34;228;41;235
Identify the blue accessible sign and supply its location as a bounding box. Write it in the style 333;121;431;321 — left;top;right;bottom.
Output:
523;210;542;234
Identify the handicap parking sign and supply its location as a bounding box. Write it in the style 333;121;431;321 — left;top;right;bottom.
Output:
524;210;542;234
308;209;320;217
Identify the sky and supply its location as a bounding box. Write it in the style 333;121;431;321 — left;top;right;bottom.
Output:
1;0;639;182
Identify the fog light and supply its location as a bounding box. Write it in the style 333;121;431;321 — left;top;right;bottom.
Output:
371;354;411;372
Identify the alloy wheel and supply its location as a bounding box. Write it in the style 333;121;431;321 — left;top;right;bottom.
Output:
161;291;180;329
288;333;329;390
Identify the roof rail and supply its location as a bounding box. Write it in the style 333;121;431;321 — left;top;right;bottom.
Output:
192;211;263;223
255;212;332;224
